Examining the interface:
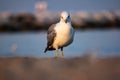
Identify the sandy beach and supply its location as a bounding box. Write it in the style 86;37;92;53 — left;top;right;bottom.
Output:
0;56;120;80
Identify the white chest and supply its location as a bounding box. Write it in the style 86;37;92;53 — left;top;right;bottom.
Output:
53;23;74;48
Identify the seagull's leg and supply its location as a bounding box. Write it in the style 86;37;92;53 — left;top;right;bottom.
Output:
55;48;59;58
61;47;64;58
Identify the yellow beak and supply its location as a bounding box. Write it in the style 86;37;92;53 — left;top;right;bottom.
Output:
64;20;67;23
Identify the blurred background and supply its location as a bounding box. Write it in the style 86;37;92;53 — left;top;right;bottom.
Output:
0;0;120;58
0;0;120;80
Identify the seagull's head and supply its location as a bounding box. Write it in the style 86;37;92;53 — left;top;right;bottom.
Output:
60;11;71;23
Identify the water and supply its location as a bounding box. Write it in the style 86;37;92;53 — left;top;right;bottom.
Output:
0;30;120;58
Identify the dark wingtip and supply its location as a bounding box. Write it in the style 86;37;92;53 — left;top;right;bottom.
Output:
44;47;48;53
44;50;47;53
44;49;47;53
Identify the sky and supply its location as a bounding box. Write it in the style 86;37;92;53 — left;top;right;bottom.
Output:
0;0;120;12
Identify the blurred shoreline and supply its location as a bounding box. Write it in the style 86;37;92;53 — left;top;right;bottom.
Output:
0;56;120;80
0;10;120;32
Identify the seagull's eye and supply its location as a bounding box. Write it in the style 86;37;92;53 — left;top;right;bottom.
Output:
68;15;70;18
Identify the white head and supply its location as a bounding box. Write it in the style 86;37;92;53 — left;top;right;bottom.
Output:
60;11;71;23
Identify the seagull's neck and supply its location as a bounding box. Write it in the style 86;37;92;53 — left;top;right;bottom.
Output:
59;20;71;25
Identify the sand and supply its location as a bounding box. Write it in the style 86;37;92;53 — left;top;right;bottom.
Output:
0;57;120;80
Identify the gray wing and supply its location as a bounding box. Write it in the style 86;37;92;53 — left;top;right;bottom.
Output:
44;24;56;52
47;24;56;46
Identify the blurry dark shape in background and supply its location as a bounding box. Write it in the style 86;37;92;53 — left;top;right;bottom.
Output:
0;10;120;32
0;0;120;32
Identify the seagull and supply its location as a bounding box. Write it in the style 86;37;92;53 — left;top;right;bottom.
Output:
44;11;75;58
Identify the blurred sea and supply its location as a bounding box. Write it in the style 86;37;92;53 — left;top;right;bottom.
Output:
0;29;120;58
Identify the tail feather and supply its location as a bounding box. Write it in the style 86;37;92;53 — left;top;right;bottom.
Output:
44;46;55;53
44;46;49;53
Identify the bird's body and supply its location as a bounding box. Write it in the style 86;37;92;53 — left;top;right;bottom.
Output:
53;22;74;48
44;11;75;58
